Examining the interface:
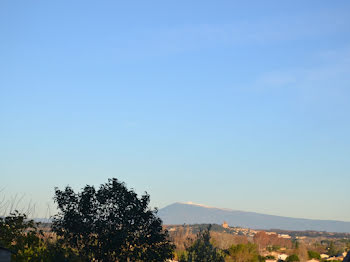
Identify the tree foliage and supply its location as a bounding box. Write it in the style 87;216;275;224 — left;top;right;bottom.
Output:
308;250;321;260
227;243;261;262
179;226;225;262
52;178;174;262
0;210;79;262
286;254;300;262
0;211;43;261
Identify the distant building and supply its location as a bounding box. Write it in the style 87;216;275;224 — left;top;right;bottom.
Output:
0;247;12;262
278;254;288;261
222;221;229;228
278;234;291;239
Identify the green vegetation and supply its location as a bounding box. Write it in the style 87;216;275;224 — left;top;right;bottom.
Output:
179;226;225;262
0;211;78;261
0;211;45;261
286;254;300;262
266;245;280;252
227;243;261;262
308;250;321;259
1;178;350;262
53;178;174;262
328;241;338;257
1;178;174;262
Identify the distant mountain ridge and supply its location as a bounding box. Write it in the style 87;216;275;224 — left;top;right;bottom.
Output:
158;202;350;233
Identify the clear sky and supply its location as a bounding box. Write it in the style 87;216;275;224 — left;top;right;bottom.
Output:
1;1;350;221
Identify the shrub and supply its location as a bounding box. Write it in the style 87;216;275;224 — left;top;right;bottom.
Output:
286;254;300;262
308;250;321;260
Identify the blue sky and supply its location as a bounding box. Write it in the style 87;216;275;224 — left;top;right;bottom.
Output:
1;1;350;221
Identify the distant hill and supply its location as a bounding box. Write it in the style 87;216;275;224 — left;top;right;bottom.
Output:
158;202;350;233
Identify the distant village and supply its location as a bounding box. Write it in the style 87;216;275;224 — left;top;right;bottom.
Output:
166;221;350;262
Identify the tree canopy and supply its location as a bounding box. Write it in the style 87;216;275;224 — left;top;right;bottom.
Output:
227;243;261;262
52;178;174;262
0;211;48;261
179;226;225;262
286;254;300;262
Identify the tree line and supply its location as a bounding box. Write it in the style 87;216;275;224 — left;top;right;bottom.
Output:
1;178;349;261
1;178;174;261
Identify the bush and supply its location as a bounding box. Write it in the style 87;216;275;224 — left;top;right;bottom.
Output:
267;245;281;252
286;254;300;262
308;250;321;260
227;243;260;262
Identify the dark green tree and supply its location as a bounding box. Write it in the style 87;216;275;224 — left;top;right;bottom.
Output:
286;254;300;262
327;241;339;257
52;178;174;262
179;225;225;262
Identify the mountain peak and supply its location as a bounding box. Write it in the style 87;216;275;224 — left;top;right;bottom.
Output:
175;202;234;211
158;202;350;233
